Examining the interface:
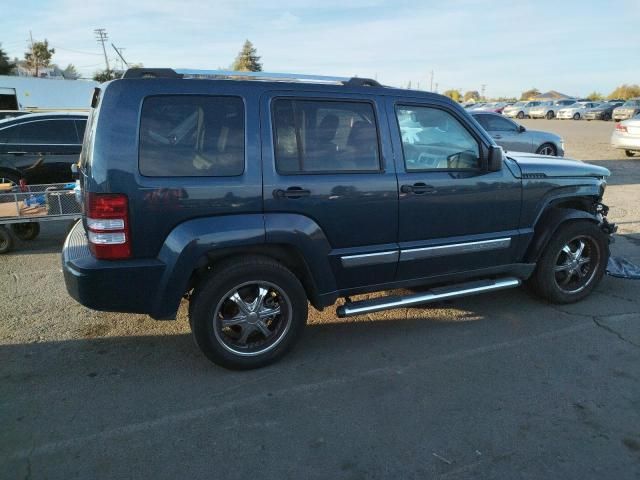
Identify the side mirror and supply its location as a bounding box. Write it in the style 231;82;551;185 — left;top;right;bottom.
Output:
518;125;526;133
488;145;504;172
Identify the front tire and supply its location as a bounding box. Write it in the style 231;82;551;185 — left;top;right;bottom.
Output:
625;150;637;158
189;256;308;370
536;143;557;156
545;111;554;120
517;111;525;119
573;113;581;120
528;221;608;304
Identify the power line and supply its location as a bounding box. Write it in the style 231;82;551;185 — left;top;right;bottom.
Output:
51;45;102;56
94;28;110;72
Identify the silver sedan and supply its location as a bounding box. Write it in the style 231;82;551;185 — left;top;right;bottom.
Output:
472;112;564;156
610;114;640;157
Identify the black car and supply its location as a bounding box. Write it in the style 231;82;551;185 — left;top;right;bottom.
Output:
0;112;87;185
584;102;623;121
62;68;615;369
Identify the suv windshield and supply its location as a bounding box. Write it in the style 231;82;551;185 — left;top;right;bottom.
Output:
623;100;640;107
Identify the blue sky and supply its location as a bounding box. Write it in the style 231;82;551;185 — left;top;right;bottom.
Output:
2;0;639;97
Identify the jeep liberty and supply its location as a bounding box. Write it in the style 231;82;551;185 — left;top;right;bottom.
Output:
62;68;615;369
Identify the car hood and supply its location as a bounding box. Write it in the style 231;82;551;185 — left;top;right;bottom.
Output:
506;152;610;178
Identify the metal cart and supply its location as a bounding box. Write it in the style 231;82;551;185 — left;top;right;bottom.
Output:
0;182;82;254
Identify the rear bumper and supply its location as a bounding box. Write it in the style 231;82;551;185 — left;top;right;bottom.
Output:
62;220;169;318
610;132;640;151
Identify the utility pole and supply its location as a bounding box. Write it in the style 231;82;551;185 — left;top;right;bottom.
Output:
94;28;110;72
429;70;434;92
435;82;438;94
111;43;129;69
481;84;487;100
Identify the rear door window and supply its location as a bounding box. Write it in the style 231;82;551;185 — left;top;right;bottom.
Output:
139;95;244;177
272;99;381;173
5;120;79;144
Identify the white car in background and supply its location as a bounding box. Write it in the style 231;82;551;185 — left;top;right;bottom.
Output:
528;99;578;119
557;102;601;120
503;101;542;119
610;114;640;157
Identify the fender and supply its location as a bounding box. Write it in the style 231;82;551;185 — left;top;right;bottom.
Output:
151;214;265;319
150;213;339;319
524;207;599;263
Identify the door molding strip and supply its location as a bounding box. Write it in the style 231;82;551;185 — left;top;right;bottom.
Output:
400;238;511;261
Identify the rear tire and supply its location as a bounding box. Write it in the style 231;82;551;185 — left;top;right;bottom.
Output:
545;111;554;119
0;226;14;254
11;222;40;241
528;221;608;304
189;256;308;370
573;113;581;120
517;111;525;119
625;150;636;158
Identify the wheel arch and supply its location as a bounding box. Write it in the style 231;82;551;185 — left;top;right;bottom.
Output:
524;204;600;263
189;244;323;310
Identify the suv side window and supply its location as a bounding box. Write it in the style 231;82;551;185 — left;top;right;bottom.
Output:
272;99;380;173
5;120;79;144
139;95;244;177
396;105;480;171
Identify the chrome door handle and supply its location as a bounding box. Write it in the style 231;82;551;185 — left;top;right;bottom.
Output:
401;183;436;195
8;151;27;155
273;187;311;199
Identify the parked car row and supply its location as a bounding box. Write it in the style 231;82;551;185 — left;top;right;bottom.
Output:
465;98;639;122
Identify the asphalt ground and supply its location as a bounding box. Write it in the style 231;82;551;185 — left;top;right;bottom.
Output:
1;119;639;479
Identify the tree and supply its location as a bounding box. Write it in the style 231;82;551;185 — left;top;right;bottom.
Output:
231;40;262;72
607;84;640;100
463;90;480;102
62;63;80;80
24;39;55;77
586;91;604;101
92;69;118;82
443;89;462;102
0;44;15;75
520;88;540;100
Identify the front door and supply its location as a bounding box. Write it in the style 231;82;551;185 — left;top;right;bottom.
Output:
387;98;523;282
261;91;398;290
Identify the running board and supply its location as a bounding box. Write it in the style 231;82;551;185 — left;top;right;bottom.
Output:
336;277;521;318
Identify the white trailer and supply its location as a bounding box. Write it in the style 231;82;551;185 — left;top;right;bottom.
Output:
0;76;99;112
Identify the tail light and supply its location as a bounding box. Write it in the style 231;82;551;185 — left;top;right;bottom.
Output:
86;193;131;259
615;123;627;133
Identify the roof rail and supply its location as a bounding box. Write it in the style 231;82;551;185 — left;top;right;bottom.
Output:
121;68;383;87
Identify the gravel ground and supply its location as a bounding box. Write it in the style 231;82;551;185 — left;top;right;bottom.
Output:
1;119;639;479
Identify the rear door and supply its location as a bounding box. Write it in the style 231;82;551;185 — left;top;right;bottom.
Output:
261;91;399;290
0;118;81;183
387;97;522;282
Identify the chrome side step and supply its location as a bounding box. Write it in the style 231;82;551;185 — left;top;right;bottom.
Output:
336;277;521;318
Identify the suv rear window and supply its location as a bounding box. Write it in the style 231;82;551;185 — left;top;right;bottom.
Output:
139;95;244;177
273;99;380;173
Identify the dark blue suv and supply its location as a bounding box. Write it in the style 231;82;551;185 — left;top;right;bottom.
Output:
63;68;615;369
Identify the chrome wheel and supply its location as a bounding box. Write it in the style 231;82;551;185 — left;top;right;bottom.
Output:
537;144;556;156
213;281;292;356
553;235;600;294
